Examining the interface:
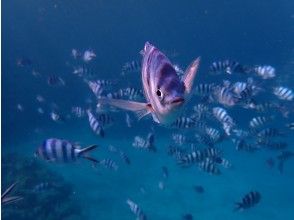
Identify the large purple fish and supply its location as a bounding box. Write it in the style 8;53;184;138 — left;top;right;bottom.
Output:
99;42;200;125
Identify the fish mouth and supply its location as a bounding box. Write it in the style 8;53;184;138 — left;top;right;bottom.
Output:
170;97;185;105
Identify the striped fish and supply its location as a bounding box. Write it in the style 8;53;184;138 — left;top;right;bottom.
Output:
198;158;221;175
126;199;147;220
235;191;261;211
171;116;196;129
254;65;275;79
100;158;118;171
194;83;215;96
87;110;105;137
121;60;142;75
212;107;235;135
209;60;249;75
213;86;237;107
273;87;294;101
132;134;156;152
177;150;204;166
35;138;98;163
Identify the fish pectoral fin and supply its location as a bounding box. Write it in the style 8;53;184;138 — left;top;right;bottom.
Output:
98;98;147;111
135;103;153;120
183;57;201;94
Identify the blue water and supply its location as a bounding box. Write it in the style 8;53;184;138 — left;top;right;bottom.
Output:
2;0;294;219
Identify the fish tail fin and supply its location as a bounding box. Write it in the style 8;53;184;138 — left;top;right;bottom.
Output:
79;145;98;155
183;57;201;94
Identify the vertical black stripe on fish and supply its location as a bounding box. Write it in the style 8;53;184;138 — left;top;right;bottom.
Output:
62;141;68;162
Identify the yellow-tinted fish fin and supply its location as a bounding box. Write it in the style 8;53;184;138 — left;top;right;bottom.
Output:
98;98;148;112
183;57;201;94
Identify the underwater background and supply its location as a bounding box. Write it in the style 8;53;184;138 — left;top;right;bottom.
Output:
2;0;294;219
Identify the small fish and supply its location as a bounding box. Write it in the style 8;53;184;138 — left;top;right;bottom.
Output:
171;116;196;129
96;113;114;127
123;87;144;100
83;49;96;62
88;80;104;98
212;107;235;135
16;104;24;112
126;199;147;220
232;139;257;152
171;133;186;146
100;158;118;171
235;191;261;211
273;86;294;101
119;150;131;165
177;150;204;166
254;65;275;79
37;107;45;114
167;145;186;159
2;182;23;205
249;116;271;130
194;83;215;97
257;128;282;139
198;158;221;175
213;86;237;106
193;185;205;194
87;110;105;137
47;75;65;86
158;181;165;190
33;182;56;192
50;111;64;122
182;214;193;220
125;113;133;128
209;60;249;75
132;133;156;152
71;48;81;59
205;127;222;143
36;95;45;103
265;158;275;169
71;107;86;118
286;122;294;130
99;42;200;125
121;60;142;75
162;166;169;179
16;57;32;67
35;138;99;163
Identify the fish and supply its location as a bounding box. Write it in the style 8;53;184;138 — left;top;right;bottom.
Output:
193;185;205;194
254;65;275;79
171;133;186;146
126;199;147;220
83;49;96;62
37;107;45;114
71;106;86;118
71;48;81;59
286;122;294;130
47;75;65;86
212;107;235;135
50;111;65;122
1;182;23;205
125;113;133;127
88;80;104;98
234;191;261;211
177;150;204;166
98;42;200;125
132;133;156;152
33;182;57;192
36;95;45;103
198;158;221;175
170;116;196;129
100;158;118;171
35;138;99;163
96;113;114;127
119;150;131;165
162;166;169;179
213;86;238;106
256;128;282;139
273;86;294;101
87;110;105;137
182;214;193;220
121;60;142;75
209;60;249;75
16;57;32;67
194;83;215;97
16;104;24;112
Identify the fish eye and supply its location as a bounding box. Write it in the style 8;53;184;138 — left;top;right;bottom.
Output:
156;89;162;97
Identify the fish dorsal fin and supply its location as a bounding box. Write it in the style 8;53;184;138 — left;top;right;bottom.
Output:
183;57;201;94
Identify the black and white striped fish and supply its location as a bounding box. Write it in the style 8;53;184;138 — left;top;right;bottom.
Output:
213;86;238;107
198;158;221;175
132;133;156;152
177;150;204;166
171;116;196;129
212;107;235;135
126;199;147;220
194;83;215;96
121;60;142;75
71;107;86;118
96;113;114;127
35;138;98;163
172;133;186;145
88;81;104;98
235;191;261;211
87;110;105;137
257;128;282;139
209;60;249;75
286;122;294;130
123;87;144;100
273;86;294;101
192;104;210;120
254;65;275;79
119;150;131;165
195;134;214;147
167;145;186;160
47;75;65;86
232;139;257;152
100;158;118;171
205;127;222;143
